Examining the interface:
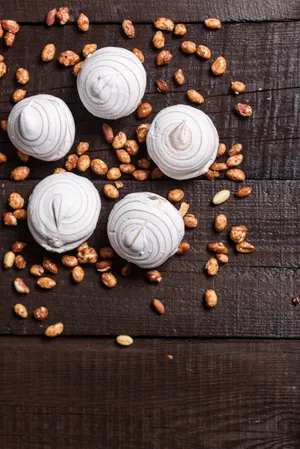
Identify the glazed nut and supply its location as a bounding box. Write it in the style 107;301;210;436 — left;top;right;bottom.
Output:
103;183;119;199
211;56;227;75
132;48;145;63
77;247;98;264
125;139;139;155
54;167;66;174
99;246;115;259
156;50;173;66
17;151;30;162
16;68;29;85
204;18;221;29
37;277;56;289
152;298;165;314
72;265;85;282
101;272;117;288
121;262;132;277
4;32;15;47
230;225;248;244
56;6;70;25
120;163;136;174
132;169;150;181
15;255;26;270
152;31;165;49
168;189;184;202
181;41;196;54
155;79;169;94
91;159;108;175
147;270;162;283
0;62;7;78
77;154;91;172
236;242;256;253
228;143;242;156
235;186;252;198
137;102;152;118
58;51;80;67
207;242;228;254
1;120;7;131
216;143;226;157
4;251;15;269
196;45;211;60
187;90;204;104
227;154;243;167
12;89;26;103
116;335;133;346
179;201;190;217
226;169;246;182
212;190;231;205
96;260;112;273
184;214;198;228
30;264;44;277
210;162;228;171
45;322;64;338
65;154;78;171
73;61;84;76
205;289;218;308
0;153;7;164
82;43;97;58
177;241;190;255
122;19;135;38
46;8;57;26
205;258;219;275
231;81;246;95
154;17;174;31
216;253;229;263
43;257;58;274
77;13;89;32
107;167;122;181
102;124;114;143
215;214;227;232
174;68;185;85
12;209;26;220
2;20;20;34
77;242;89;252
205;169;220;180
14;303;28;318
174;23;187;36
112;131;127;150
76;141;89;156
8;192;24;209
61;255;78;268
136;123;150;142
0;25;2;39
14;277;30;294
234;103;253;117
33;307;48;321
137;158;151;169
151;167;164;179
3;212;17;226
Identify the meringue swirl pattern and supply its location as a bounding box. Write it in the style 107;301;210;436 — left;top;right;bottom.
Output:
77;47;147;119
7;94;75;161
107;192;184;269
146;104;219;180
27;173;101;253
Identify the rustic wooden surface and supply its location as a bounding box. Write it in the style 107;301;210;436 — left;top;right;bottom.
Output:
1;0;300;447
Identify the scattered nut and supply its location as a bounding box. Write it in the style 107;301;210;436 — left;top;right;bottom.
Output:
122;19;135;38
17;150;30;162
207;242;228;254
102;124;114;143
116;335;133;346
77;247;98;264
15;255;26;270
234;103;253;117
136;123;150;142
46;8;57;26
72;265;85;282
33;307;49;321
212;190;231;205
77;13;89;32
216;253;229;263
226;169;246;182
0;25;2;39
14;303;28;318
107;167;122;181
137;158;151;169
11;241;27;253
187;90;204;104
14;277;30;294
205;258;219;275
4;32;15;47
215;214;227;232
77;242;89;252
96;260;112;273
77;154;91;172
132;169;150;181
72;61;84;76
231;81;246;95
30;264;44;277
210;162;228;171
236;242;256;253
211;56;227;75
0;153;7;164
45;322;64;338
196;45;211;60
168;189;184;202
137;102;152;118
205;169;220;180
112;131;127;150
184;214;198;228
156;50;173;66
99;247;115;259
54;167;66;174
8;192;24;209
173;68;185;85
103;183;119;199
125;139;139;156
65;154;78;171
56;6;70;25
2;20;20;34
181;41;196;54
120;163;136;174
151;167;164;179
152;31;165;49
76;141;89;156
82;43;97;58
152;298;165;314
154;17;174;31
102;272;117;288
179;201;190;217
12;89;26;103
132;47;145;63
0;61;7;78
91;159;108;175
147;270;162;283
43;257;58;274
58;51;80;66
13;209;27;220
227;154;243;167
37;277;56;289
1;119;7;131
4;251;15;269
61;255;78;268
230;225;248;244
228;143;242;156
235;186;252;198
115;180;123;188
16;68;29;84
216;143;226;157
3;212;17;226
121;262;132;276
177;241;190;255
292;297;299;306
204;18;221;29
205;289;218;307
168;354;173;360
174;23;187;36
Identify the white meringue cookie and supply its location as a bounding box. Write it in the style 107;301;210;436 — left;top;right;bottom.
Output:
107;192;184;269
7;94;75;161
77;47;147;119
27;173;101;253
146;104;219;180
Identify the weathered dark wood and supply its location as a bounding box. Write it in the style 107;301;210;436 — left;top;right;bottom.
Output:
1;337;300;449
1;0;300;23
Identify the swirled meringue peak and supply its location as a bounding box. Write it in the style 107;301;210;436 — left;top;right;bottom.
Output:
27;173;101;253
146;104;219;180
7;94;75;161
107;192;184;269
77;47;147;119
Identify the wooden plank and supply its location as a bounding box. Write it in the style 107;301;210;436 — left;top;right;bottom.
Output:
1;0;300;23
1;337;300;448
1;179;300;337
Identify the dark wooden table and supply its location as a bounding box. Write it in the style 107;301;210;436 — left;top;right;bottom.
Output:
1;1;300;447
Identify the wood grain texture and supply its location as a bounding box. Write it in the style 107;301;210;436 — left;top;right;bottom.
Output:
1;0;300;23
1;337;300;449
